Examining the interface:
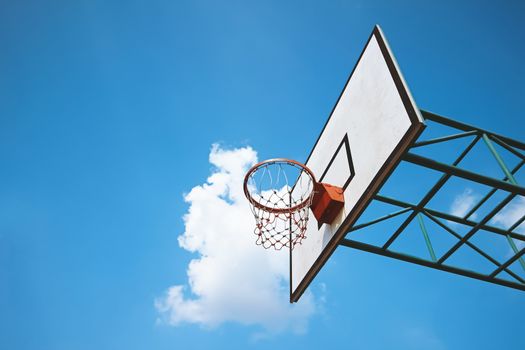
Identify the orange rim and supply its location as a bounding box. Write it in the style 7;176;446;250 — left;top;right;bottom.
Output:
243;158;317;214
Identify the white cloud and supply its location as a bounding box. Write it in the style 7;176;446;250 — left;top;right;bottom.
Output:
492;196;525;252
155;144;317;334
492;196;525;233
450;191;525;255
450;188;479;219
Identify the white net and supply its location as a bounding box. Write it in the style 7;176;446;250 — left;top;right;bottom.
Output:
244;159;316;250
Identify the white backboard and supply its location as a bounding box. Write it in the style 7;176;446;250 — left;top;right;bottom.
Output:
291;25;425;302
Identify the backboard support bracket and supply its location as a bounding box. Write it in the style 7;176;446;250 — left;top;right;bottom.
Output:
288;25;525;303
338;109;525;293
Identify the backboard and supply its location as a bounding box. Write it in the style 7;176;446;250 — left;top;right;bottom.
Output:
290;25;425;302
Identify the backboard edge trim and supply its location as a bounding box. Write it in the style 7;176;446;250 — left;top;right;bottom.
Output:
290;122;426;302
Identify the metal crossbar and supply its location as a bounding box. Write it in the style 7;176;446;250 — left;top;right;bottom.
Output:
340;238;525;291
340;109;525;292
372;194;525;242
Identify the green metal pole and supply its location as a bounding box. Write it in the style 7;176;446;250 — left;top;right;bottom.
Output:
464;159;525;219
417;213;437;262
341;238;525;292
490;135;525;160
506;235;525;272
374;194;525;242
403;153;525;195
412;130;478;148
481;133;525;271
490;245;525;278
482;133;518;185
349;207;412;232
420;109;525;150
423;211;525;283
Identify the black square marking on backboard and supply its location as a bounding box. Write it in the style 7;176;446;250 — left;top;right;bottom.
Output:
291;26;426;304
318;133;355;191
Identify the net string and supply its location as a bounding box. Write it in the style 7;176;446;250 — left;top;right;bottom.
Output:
245;161;315;250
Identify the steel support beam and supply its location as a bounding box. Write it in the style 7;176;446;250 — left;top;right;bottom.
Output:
420;110;525;150
403;153;525;196
336;109;525;293
340;238;525;292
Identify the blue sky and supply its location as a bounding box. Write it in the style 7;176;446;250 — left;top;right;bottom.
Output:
1;1;524;349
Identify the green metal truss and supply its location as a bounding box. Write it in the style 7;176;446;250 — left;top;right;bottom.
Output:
340;110;525;291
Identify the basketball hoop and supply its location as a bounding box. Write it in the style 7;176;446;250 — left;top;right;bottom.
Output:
243;159;317;250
